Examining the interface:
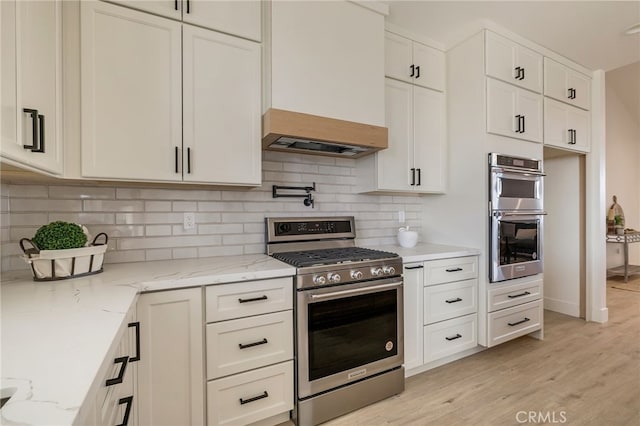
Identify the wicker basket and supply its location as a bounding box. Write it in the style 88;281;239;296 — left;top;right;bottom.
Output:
20;233;108;281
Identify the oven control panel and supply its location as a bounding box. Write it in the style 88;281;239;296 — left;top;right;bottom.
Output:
297;258;403;290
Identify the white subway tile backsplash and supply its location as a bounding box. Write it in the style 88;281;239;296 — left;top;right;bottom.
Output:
1;153;424;272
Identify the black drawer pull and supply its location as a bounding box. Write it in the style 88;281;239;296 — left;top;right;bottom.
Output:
508;317;530;327
405;265;424;270
445;268;463;272
507;291;531;299
445;297;462;304
106;356;128;386
128;321;141;362
445;333;462;341
117;396;133;426
240;391;269;405
410;64;415;77
239;338;268;350
238;295;268;303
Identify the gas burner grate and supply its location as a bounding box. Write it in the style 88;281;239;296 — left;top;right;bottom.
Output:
272;247;399;268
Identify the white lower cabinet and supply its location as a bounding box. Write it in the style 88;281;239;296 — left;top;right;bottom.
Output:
403;256;479;376
137;288;205;426
205;278;294;426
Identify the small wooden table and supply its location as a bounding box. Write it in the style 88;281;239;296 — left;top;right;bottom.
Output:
606;232;640;282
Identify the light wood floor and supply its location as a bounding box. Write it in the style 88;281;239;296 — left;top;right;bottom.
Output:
321;280;640;425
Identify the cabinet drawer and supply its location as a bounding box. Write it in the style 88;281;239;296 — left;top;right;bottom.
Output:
487;300;542;347
206;277;293;322
207;361;294;426
424;279;477;324
425;256;478;285
206;311;293;379
423;313;477;363
488;277;542;312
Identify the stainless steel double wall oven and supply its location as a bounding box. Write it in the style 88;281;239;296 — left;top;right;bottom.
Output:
266;217;404;426
489;153;546;282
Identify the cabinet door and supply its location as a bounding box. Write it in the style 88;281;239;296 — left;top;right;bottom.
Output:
566;71;591;111
81;1;182;181
114;0;182;20
412;42;445;91
517;88;543;143
413;86;446;193
183;25;261;185
487;78;542;143
485;31;542;94
384;31;413;84
378;78;413;191
1;0;63;175
182;0;261;42
544;57;591;110
402;263;424;372
137;288;205;426
544;98;590;152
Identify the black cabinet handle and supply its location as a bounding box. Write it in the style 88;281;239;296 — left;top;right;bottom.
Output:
410;64;415;78
33;114;45;153
445;267;463;272
117;396;133;426
415;65;420;79
106;356;129;386
187;147;191;174
238;295;268;303
515;115;525;133
521;115;525;133
445;333;462;341
445;297;462;304
175;146;179;173
514;66;524;80
22;108;44;153
186;0;190;13
416;168;421;186
174;0;178;10
240;391;269;405
410;168;416;186
507;291;531;299
508;317;531;327
521;68;525;80
515;115;522;133
128;322;140;362
239;338;268;350
568;88;576;99
568;129;577;144
405;265;424;270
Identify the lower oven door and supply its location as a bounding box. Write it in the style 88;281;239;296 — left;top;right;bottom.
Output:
296;277;404;398
490;211;545;282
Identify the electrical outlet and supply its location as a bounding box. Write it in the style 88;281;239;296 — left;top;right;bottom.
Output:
398;210;405;224
183;212;195;230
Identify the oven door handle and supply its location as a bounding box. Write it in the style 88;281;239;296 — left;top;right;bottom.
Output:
493;211;547;218
308;281;402;301
492;167;545;176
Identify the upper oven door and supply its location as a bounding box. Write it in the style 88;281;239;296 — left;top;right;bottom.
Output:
296;278;404;398
490;211;544;282
490;169;544;211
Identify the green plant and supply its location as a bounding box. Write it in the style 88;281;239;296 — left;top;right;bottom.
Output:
614;215;623;226
32;221;87;250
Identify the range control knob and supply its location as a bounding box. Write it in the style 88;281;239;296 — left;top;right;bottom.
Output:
371;267;383;277
350;270;364;280
313;275;326;285
328;273;341;283
383;266;396;275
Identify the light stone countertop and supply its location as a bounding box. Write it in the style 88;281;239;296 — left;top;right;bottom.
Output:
0;244;478;425
0;254;295;426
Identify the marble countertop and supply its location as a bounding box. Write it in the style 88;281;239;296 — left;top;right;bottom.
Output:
0;254;295;425
0;244;477;425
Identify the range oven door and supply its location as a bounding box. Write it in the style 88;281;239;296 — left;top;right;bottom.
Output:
490;211;545;282
296;278;404;399
490;168;544;211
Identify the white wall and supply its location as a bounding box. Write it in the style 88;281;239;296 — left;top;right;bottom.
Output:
0;151;423;273
605;62;640;269
543;154;584;317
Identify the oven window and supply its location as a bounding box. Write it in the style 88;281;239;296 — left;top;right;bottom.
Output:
500;178;536;199
307;289;398;381
498;220;539;266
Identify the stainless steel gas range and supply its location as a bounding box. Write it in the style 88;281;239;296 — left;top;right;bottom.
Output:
266;216;405;426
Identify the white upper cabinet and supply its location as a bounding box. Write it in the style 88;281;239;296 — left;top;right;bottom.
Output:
81;1;182;181
486;77;543;143
385;31;445;91
114;0;261;41
182;25;261;185
485;31;543;94
1;0;63;175
544;97;590;152
268;1;385;126
544;57;591;110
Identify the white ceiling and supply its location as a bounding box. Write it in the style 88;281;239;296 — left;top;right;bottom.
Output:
385;1;640;72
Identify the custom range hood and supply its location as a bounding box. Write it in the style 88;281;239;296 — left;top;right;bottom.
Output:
262;109;388;158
